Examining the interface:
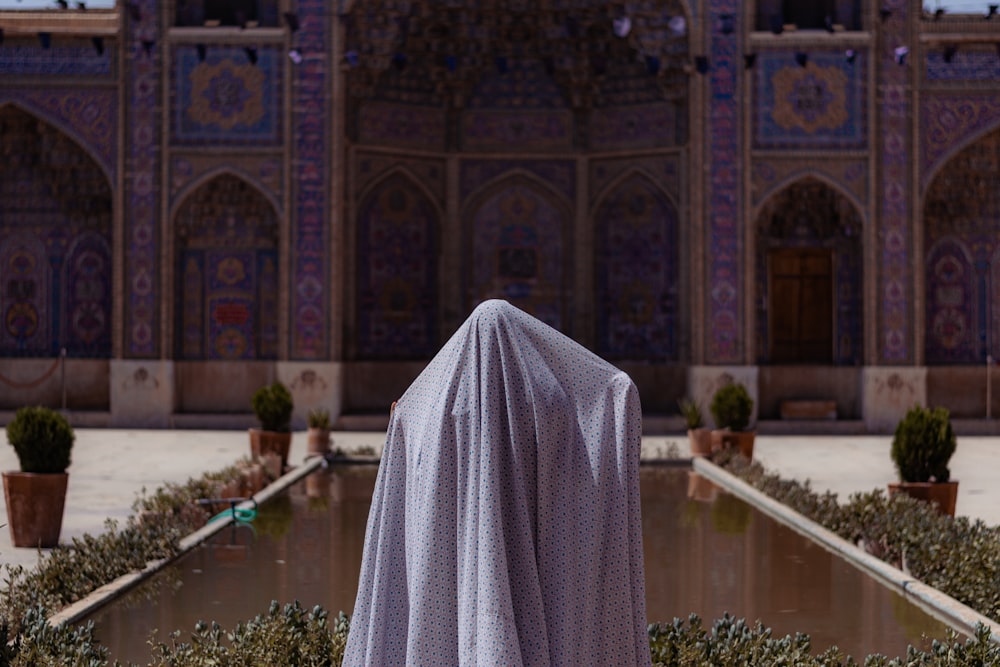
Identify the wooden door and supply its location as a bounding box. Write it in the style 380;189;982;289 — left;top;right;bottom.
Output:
768;248;833;364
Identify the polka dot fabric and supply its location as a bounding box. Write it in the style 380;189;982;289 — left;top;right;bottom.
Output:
343;300;651;667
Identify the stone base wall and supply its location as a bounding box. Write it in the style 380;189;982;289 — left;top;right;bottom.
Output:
861;367;927;433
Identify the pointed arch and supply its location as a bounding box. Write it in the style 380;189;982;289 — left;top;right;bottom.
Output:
0;100;114;184
754;177;864;365
0;104;112;358
463;173;571;331
593;169;679;360
923;126;1000;364
923;117;1000;192
752;169;866;226
173;173;280;360
355;170;440;360
169;166;283;224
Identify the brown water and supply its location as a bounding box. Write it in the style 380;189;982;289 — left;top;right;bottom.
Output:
83;465;949;664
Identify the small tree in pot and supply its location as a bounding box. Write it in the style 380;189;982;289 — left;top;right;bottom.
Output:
250;381;294;472
888;405;958;516
3;406;75;547
679;398;712;457
709;382;755;459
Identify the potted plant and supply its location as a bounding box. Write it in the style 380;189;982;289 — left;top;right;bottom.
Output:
709;382;756;459
3;406;74;548
306;408;332;457
249;381;294;471
888;405;958;516
679;398;712;457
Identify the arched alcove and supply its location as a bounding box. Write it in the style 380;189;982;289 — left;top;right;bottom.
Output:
355;172;440;360
924;126;1000;363
466;178;569;331
0;105;112;358
173;173;279;360
754;177;863;365
594;172;679;361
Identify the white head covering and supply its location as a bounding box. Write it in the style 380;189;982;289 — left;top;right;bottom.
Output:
344;299;651;667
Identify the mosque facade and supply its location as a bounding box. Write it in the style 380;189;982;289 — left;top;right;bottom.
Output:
0;0;998;431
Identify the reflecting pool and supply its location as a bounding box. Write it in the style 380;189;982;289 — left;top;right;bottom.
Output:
82;465;949;664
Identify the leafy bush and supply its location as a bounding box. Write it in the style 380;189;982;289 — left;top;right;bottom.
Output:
147;601;347;667
5;406;74;474
891;405;956;483
719;453;1000;625
709;383;753;432
308;408;331;430
678;398;703;430
648;614;1000;667
251;382;294;432
0;461;267;639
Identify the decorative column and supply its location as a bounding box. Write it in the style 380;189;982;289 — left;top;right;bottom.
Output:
123;0;160;359
876;0;914;364
704;0;743;364
112;0;174;426
290;0;330;360
863;0;921;432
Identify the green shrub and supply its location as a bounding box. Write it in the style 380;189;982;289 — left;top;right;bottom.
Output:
147;601;346;667
709;383;754;432
5;406;74;474
719;453;1000;625
308;408;331;430
251;382;294;432
677;398;703;430
891;405;956;483
0;461;260;638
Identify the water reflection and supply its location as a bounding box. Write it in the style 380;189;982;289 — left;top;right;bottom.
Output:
84;465;948;665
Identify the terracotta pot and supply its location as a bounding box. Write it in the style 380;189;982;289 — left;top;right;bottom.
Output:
687;428;713;457
249;428;292;470
887;480;959;517
3;471;69;548
307;427;331;457
710;429;755;459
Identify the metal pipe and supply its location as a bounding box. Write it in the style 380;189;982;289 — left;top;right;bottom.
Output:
60;347;67;412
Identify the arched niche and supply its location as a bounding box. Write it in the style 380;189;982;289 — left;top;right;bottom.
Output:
924;126;1000;363
173;173;279;360
465;177;569;331
593;171;679;361
754;177;863;365
355;171;440;360
0;105;112;358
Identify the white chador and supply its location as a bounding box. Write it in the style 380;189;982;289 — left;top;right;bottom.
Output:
343;300;651;667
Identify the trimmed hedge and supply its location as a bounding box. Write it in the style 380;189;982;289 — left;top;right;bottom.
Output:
3;453;999;665
717;452;1000;625
0;460;270;638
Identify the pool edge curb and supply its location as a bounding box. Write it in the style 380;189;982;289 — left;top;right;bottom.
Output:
47;455;326;629
692;457;1000;644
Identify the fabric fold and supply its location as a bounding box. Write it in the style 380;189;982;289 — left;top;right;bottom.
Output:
344;299;651;667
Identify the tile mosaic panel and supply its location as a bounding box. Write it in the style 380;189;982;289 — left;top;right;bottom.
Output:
355;174;438;360
291;0;330;359
706;0;743;363
172;45;281;145
595;174;678;361
470;182;566;331
754;51;866;150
